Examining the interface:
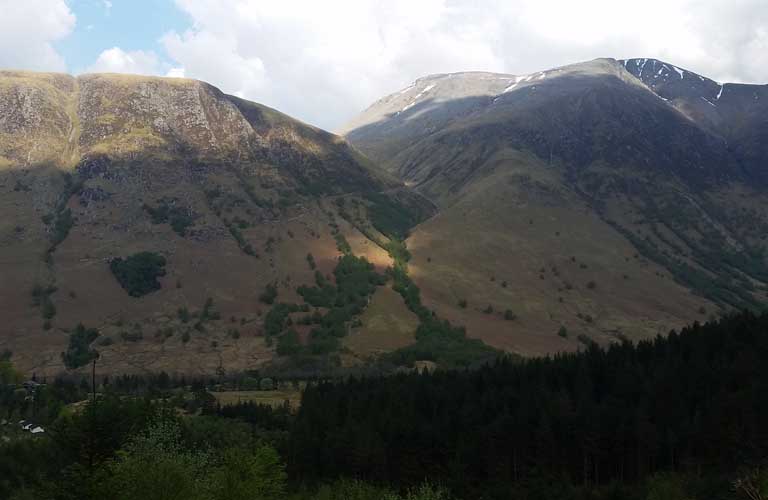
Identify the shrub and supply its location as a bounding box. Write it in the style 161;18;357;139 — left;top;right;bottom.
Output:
178;307;190;323
577;333;595;347
143;199;195;236
334;233;352;254
156;328;174;340
504;309;516;320
586;280;597;289
296;254;384;354
364;191;420;239
226;223;257;257
483;305;494;314
458;299;468;309
110;252;167;297
276;329;302;356
120;331;143;342
62;323;99;369
264;303;301;337
32;284;58;320
260;283;278;305
558;326;568;338
31;284;51;306
51;208;75;248
306;253;317;270
41;298;57;319
201;298;221;321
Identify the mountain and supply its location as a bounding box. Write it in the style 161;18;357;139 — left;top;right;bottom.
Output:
343;58;768;355
0;71;433;375
619;58;768;182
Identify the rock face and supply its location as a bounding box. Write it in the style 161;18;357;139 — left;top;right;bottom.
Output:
343;58;768;354
0;71;415;375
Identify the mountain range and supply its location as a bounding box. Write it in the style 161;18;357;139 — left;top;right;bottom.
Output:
1;57;767;374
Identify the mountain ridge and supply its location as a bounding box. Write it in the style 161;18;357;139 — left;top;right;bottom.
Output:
344;57;768;184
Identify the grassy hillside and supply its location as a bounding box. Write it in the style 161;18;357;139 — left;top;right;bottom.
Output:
0;71;435;376
344;59;768;356
405;150;708;355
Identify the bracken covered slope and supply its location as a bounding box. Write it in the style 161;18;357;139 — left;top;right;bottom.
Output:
343;58;768;354
0;71;430;375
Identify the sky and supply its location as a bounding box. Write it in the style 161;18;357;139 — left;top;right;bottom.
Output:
0;0;767;131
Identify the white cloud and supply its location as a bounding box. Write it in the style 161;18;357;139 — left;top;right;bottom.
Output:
0;0;75;72
165;67;186;78
86;47;162;75
161;29;266;97
157;0;768;130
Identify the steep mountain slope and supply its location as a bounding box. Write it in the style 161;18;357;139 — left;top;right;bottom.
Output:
343;58;768;354
620;58;768;183
0;71;432;375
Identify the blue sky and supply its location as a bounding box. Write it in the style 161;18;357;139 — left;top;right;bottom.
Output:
56;0;187;74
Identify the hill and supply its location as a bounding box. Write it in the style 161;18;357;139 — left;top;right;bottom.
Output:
343;58;768;355
0;70;433;375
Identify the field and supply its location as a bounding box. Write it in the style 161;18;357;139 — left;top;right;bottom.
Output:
210;389;302;409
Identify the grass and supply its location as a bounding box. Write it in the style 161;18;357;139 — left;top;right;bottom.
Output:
400;153;711;356
344;285;419;356
210;390;302;409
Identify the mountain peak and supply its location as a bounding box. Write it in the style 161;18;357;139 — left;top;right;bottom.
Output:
618;57;723;102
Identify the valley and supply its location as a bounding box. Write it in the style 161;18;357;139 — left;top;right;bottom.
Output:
2;54;768;500
2;57;768;376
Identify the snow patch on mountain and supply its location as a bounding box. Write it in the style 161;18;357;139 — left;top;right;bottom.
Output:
503;75;529;93
400;84;436;112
